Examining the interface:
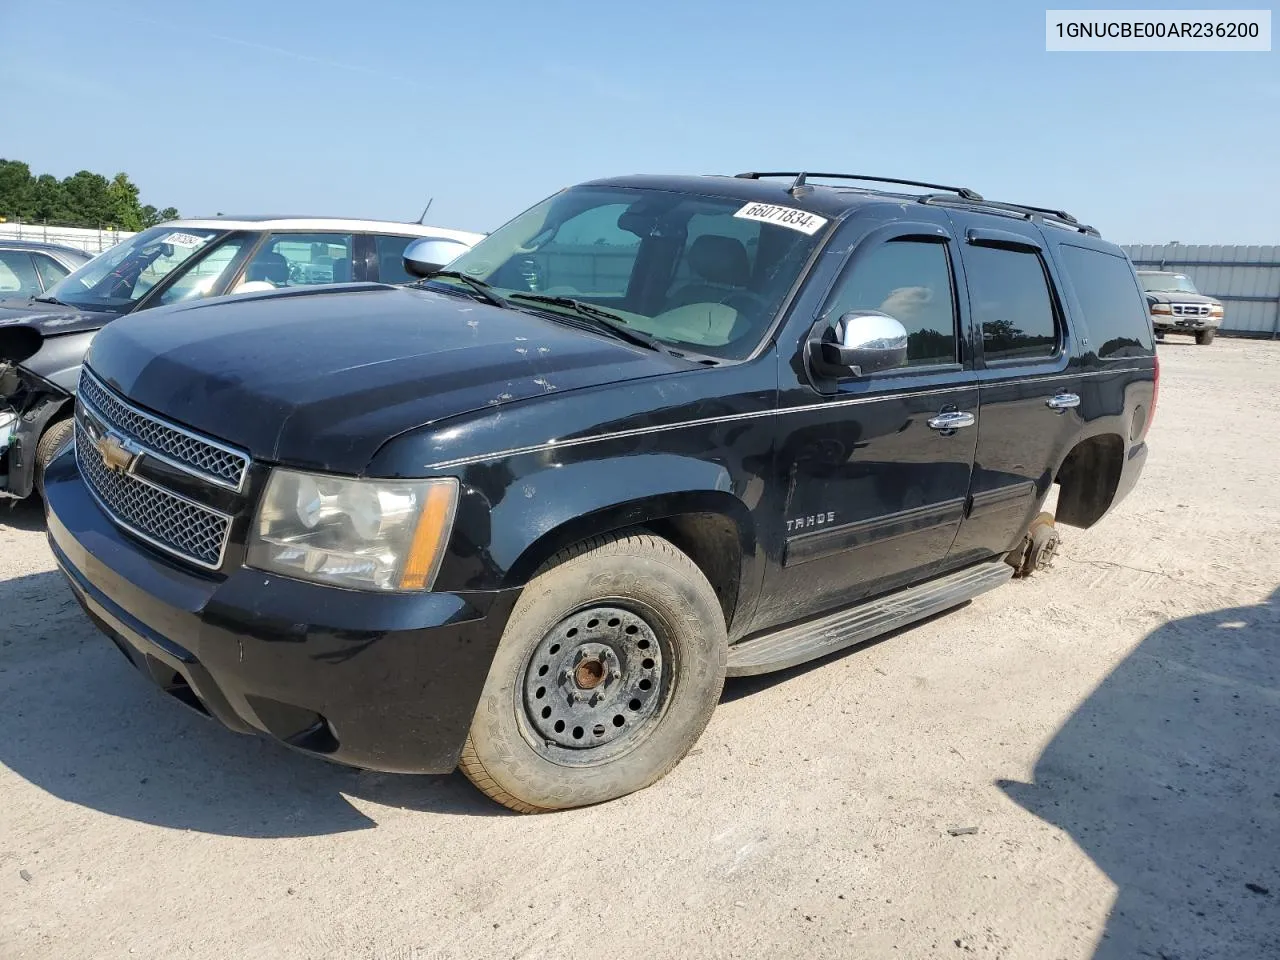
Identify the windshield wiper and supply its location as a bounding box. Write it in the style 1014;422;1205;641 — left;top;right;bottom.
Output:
507;293;678;356
31;294;70;306
423;271;508;309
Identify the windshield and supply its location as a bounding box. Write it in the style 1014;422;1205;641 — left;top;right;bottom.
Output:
439;186;830;359
46;226;224;312
1139;272;1199;294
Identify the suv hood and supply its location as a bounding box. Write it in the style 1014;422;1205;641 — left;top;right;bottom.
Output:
0;298;116;337
86;283;687;473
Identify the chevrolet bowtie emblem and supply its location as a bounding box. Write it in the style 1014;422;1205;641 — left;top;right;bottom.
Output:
95;430;141;474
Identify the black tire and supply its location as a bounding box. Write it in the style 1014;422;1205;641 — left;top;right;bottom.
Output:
459;532;728;813
1154;330;1165;341
33;418;74;499
1196;329;1215;346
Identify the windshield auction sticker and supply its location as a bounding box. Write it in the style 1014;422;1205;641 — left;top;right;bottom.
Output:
734;203;828;235
161;232;206;247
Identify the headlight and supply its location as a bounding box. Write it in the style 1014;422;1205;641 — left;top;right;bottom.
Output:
1209;304;1224;317
247;469;458;592
1149;303;1171;316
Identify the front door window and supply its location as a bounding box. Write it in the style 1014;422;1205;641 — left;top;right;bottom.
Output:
233;233;355;294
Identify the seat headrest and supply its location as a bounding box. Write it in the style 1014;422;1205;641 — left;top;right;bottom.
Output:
687;235;749;287
247;251;290;284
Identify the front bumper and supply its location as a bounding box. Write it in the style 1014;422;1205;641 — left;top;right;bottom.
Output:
43;447;519;774
1152;316;1221;333
2;361;60;499
0;409;16;493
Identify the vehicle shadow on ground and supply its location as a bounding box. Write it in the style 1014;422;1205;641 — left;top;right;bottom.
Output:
0;571;510;838
1001;588;1280;959
1;496;46;531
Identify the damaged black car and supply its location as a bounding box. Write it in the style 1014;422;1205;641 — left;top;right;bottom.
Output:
0;226;226;500
1;217;481;501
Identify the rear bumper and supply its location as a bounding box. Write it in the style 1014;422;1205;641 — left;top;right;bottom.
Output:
1112;439;1148;513
44;447;519;774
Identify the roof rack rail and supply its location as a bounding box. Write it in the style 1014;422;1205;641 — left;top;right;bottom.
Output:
918;194;1100;237
735;171;984;202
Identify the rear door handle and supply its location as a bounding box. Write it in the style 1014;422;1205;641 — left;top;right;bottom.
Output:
1046;393;1080;412
927;411;976;431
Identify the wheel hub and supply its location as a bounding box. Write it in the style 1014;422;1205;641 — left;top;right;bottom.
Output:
574;656;607;690
522;605;665;758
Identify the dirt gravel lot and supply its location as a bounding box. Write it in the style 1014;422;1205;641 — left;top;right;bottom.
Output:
1;336;1277;960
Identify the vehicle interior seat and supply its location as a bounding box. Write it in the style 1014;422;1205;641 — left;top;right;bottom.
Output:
379;249;406;282
668;235;751;309
245;251;290;286
331;257;352;282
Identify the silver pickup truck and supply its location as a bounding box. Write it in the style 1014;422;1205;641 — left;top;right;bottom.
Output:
1137;270;1225;345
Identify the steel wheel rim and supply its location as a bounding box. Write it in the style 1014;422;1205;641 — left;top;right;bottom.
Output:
519;603;671;767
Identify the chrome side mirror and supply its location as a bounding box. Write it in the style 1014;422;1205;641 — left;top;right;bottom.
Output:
403;237;473;278
810;310;909;378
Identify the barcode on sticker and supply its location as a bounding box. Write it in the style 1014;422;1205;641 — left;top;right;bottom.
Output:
733;202;828;235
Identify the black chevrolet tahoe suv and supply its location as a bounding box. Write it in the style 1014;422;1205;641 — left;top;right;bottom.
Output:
43;172;1157;812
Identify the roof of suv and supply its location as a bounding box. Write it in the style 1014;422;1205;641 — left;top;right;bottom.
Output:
585;173;1102;238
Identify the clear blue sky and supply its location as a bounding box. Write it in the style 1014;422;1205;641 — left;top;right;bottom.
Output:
5;0;1277;243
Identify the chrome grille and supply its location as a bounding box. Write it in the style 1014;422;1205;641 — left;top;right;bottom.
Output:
1171;303;1211;317
78;370;248;489
75;419;231;568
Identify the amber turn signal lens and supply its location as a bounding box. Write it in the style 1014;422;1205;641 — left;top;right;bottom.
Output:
399;480;459;590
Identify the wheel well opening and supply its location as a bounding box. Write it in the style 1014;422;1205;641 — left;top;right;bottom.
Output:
644;513;743;628
1055;434;1124;530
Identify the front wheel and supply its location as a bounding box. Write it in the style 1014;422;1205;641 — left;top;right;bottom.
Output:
459;532;727;812
33;417;74;499
1196;329;1216;345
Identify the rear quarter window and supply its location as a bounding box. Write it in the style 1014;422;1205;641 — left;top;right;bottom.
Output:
1058;244;1154;359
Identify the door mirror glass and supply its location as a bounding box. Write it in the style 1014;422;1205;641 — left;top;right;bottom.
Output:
811;310;909;377
403;237;472;278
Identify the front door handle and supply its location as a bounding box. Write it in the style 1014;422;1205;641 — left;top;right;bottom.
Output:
927;411;976;432
1046;393;1081;412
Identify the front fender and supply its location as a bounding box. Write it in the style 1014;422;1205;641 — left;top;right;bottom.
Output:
437;454;761;602
497;455;751;579
12;332;95;393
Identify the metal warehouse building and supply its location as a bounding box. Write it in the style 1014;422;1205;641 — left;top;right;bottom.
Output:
1122;244;1280;339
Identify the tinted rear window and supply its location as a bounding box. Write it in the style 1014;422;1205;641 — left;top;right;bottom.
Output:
964;245;1059;362
1058;244;1154;359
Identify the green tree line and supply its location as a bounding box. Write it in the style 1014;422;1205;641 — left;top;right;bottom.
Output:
0;159;179;231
